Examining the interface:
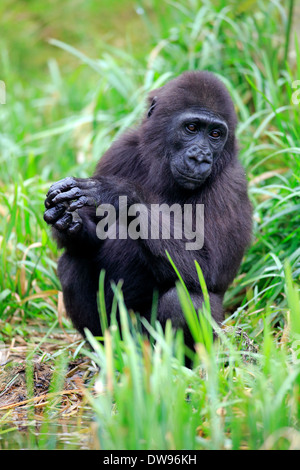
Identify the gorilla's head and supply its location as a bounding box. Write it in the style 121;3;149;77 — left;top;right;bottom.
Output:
141;71;237;190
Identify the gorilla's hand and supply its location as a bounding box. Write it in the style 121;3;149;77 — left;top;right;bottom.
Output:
44;177;102;235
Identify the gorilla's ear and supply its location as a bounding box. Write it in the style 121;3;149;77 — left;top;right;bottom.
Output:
147;96;157;118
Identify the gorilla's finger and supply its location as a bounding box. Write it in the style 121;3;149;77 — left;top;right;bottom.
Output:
45;190;65;208
45;195;55;208
44;203;66;223
51;187;82;204
47;177;98;196
54;212;73;230
46;177;77;197
45;178;101;208
68;196;89;211
67;221;82;235
67;210;83;235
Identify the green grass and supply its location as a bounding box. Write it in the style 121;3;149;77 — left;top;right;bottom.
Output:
0;0;299;450
84;269;300;450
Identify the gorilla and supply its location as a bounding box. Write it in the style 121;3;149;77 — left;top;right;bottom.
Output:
44;71;252;344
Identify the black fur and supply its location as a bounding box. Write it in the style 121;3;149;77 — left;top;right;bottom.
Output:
44;71;252;342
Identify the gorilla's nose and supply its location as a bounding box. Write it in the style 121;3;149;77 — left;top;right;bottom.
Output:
186;145;212;163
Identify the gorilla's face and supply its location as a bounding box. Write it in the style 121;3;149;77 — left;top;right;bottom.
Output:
168;108;228;190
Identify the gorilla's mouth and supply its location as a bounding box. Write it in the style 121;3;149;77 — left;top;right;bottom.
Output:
173;165;211;183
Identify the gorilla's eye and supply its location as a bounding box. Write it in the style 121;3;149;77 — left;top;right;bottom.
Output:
209;129;221;139
186;123;197;133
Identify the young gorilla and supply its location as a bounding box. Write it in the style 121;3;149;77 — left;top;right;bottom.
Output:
44;71;252;344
